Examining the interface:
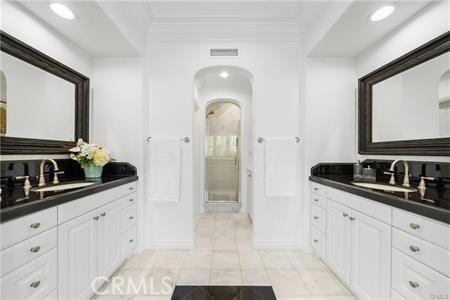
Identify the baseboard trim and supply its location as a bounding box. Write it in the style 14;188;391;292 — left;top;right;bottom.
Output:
144;240;194;249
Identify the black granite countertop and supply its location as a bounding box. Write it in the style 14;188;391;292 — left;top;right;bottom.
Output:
1;160;138;223
310;161;449;224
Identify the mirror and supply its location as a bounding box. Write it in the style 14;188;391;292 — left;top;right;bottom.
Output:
359;32;450;156
372;52;450;142
0;31;89;154
1;52;76;141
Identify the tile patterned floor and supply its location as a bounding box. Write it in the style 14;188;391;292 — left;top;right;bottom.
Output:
96;213;354;300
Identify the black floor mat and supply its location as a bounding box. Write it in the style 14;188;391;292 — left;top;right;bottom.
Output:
171;285;277;300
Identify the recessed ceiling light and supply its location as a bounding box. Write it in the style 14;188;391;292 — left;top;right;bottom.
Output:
50;3;75;20
370;5;395;22
220;71;229;78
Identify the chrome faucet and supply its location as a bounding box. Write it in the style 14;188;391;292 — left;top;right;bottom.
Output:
386;160;410;187
38;159;63;187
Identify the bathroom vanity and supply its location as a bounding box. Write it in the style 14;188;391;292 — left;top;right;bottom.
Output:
309;161;449;300
0;160;138;299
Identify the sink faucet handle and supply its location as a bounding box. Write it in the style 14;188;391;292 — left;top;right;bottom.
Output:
418;176;435;190
52;169;64;185
384;171;396;185
15;175;32;190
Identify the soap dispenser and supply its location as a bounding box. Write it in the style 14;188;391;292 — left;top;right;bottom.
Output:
353;160;363;182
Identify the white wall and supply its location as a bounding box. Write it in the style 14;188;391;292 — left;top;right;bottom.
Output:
146;41;304;249
91;57;145;250
356;0;450;162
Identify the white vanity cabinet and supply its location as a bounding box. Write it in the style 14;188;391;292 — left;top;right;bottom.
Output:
0;180;138;300
310;181;450;300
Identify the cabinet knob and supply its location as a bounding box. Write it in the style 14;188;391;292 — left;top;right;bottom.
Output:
129;199;134;202
30;246;41;253
409;245;420;252
409;223;420;230
129;239;134;243
93;216;99;220
349;217;355;221
409;281;419;288
314;198;319;202
30;222;41;229
100;212;106;217
129;216;134;220
314;187;319;191
129;187;134;191
313;216;319;220
342;213;348;217
30;281;41;288
313;239;318;243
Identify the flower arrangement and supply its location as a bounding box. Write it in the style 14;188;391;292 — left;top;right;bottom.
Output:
69;139;114;178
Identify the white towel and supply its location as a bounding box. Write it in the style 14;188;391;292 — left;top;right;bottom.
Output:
265;138;297;198
148;138;181;202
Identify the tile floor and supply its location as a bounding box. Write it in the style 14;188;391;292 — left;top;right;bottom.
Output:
96;213;354;300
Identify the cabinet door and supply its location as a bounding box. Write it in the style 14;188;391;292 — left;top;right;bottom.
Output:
326;199;351;284
98;200;123;281
350;210;391;300
58;209;98;300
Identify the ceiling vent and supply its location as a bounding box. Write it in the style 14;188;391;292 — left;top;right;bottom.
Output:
210;49;239;57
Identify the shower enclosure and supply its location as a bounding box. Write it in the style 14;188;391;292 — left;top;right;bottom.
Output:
205;101;241;202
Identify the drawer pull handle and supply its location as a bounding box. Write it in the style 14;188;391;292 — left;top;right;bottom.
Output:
349;217;355;221
100;213;106;217
129;187;134;191
314;187;319;191
30;223;40;229
129;199;134;202
313;239;318;243
410;223;420;230
342;213;348;217
409;281;419;288
93;216;99;220
30;281;41;288
129;239;134;243
409;245;420;252
314;199;319;202
129;216;134;220
30;246;41;253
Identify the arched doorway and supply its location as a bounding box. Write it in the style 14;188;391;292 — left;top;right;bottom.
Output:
205;100;241;203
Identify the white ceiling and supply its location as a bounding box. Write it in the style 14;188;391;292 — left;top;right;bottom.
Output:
147;1;329;41
18;0;150;57
309;0;431;57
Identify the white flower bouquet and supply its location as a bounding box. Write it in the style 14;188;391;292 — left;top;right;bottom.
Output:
69;139;114;178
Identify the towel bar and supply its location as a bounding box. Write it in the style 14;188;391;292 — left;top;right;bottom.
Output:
257;137;300;143
146;137;190;143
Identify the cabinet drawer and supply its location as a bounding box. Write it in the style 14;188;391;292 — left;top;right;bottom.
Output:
392;249;450;300
1;248;57;299
1;207;57;250
122;226;137;258
311;226;325;258
393;209;450;250
121;192;137;209
311;204;326;233
122;204;137;233
392;228;449;277
311;193;326;210
1;227;57;277
311;182;326;197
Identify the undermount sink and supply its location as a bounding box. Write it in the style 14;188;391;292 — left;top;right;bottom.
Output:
31;181;95;193
351;182;417;193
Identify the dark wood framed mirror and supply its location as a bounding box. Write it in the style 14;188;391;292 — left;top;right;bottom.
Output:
359;32;450;156
0;31;89;154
